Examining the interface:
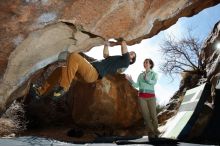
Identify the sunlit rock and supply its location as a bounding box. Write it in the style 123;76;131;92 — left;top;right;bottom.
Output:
70;74;141;128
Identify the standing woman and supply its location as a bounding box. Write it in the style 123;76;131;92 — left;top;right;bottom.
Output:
126;58;160;137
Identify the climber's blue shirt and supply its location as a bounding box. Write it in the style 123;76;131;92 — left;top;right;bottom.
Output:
91;52;130;78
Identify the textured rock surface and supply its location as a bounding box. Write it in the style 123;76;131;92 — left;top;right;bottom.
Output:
201;21;220;95
70;74;140;128
158;21;220;142
24;70;144;139
198;21;220;141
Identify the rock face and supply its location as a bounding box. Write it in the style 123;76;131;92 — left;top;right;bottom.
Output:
201;21;220;96
1;0;220;113
198;21;220;141
23;72;144;140
70;74;140;128
158;21;220;142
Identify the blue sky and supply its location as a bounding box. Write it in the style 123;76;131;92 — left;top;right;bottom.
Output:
86;4;220;105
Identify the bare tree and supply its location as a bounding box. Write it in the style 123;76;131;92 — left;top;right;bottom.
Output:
160;29;204;77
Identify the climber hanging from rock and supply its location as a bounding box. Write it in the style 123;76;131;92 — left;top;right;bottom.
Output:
30;39;136;100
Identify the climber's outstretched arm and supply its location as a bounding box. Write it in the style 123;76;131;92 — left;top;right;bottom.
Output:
121;40;128;54
108;39;128;55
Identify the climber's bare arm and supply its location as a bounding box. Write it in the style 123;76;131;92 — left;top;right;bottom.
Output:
108;39;128;55
121;40;128;54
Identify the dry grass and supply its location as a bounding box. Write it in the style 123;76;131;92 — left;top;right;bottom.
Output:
0;101;27;137
0;118;16;136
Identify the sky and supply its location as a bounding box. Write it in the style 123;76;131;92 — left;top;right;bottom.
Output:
85;4;220;105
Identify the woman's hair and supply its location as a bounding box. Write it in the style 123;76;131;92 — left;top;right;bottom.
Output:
144;58;154;69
